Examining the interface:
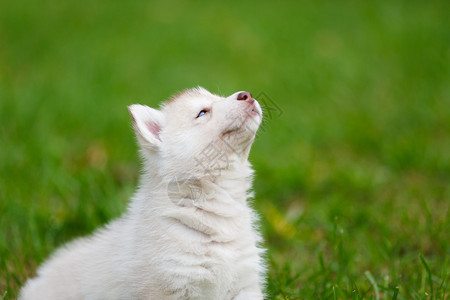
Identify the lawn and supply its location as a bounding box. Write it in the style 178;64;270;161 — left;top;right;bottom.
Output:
0;0;449;299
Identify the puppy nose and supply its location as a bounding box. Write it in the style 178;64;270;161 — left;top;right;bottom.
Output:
236;91;252;101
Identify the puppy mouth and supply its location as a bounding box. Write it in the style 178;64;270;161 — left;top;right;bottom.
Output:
220;122;242;138
248;106;260;118
244;102;262;122
221;107;261;138
221;129;235;137
250;100;263;117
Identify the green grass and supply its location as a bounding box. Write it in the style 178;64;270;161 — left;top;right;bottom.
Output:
0;0;449;299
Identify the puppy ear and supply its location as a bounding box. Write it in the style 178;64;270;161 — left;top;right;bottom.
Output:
128;104;165;149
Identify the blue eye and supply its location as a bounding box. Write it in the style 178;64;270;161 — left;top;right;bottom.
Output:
197;110;207;118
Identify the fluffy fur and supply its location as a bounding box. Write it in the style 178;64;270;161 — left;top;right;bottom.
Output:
20;87;266;299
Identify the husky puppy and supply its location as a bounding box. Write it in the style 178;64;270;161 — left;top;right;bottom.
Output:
20;87;266;299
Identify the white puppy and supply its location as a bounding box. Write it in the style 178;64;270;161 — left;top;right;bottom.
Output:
20;87;266;300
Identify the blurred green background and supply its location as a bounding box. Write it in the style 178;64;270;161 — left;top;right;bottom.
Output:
0;0;449;299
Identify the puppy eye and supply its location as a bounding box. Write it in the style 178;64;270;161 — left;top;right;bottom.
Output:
196;110;208;118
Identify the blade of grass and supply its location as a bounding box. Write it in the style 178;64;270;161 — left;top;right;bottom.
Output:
436;258;448;300
318;250;325;272
350;276;361;300
419;254;433;298
392;286;399;300
436;272;447;300
365;271;380;300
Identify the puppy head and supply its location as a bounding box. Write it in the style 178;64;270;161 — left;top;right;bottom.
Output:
128;87;262;177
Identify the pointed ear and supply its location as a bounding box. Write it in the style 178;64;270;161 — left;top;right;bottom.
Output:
128;104;165;149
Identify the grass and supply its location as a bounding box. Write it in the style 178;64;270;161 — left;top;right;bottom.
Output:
0;0;449;299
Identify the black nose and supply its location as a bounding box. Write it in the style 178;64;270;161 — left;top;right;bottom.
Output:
236;91;252;101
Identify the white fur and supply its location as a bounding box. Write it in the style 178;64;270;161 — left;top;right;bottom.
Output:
20;87;266;300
